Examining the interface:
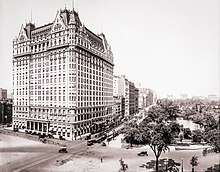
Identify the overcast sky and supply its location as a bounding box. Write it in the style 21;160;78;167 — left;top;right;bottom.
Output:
0;0;219;98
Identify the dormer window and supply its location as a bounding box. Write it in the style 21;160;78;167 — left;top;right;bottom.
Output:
54;23;61;31
20;35;25;41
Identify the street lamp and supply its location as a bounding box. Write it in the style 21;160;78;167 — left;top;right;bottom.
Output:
164;157;168;172
181;158;183;172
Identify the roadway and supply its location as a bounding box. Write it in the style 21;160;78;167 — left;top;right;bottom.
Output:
0;137;86;172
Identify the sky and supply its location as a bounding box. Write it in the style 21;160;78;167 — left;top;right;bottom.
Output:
0;0;219;98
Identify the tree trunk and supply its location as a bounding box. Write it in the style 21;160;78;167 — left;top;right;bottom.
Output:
155;156;159;172
130;138;133;147
192;166;194;172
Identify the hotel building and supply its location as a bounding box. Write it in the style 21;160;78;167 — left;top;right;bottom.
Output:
12;7;114;140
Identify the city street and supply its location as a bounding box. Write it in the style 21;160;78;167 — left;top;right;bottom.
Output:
0;133;86;172
0;131;219;172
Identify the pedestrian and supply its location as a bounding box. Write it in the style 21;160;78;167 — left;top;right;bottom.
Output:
101;158;103;163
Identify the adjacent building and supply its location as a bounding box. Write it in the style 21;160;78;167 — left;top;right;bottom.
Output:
0;88;7;100
112;96;125;125
113;75;138;116
134;88;139;113
129;81;139;115
113;75;129;116
0;99;12;124
12;7;114;140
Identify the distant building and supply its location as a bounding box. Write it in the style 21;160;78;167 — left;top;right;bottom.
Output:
180;93;188;100
207;94;219;101
192;96;205;100
0;88;7;100
146;89;154;106
167;95;174;100
0;99;12;124
138;88;154;109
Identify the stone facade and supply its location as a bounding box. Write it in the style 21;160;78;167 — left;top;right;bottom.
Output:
12;8;114;140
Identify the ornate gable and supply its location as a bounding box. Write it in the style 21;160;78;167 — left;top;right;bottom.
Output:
18;24;28;42
51;10;67;33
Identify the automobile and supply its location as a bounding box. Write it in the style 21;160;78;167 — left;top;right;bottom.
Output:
13;128;19;132
6;123;12;127
85;134;91;140
137;151;148;156
87;140;94;146
59;136;66;140
58;146;68;153
102;142;106;147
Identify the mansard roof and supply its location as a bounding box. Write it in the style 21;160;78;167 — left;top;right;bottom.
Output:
15;8;111;52
31;23;53;37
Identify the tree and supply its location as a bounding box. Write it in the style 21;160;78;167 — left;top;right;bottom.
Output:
148;123;173;172
169;122;181;137
190;156;199;172
205;164;220;172
146;105;165;123
157;99;180;120
204;129;220;153
134;127;150;144
183;128;192;139
203;112;218;130
192;129;203;143
123;127;139;147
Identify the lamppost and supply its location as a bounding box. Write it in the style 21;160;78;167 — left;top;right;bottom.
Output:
181;158;184;172
164;157;168;172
